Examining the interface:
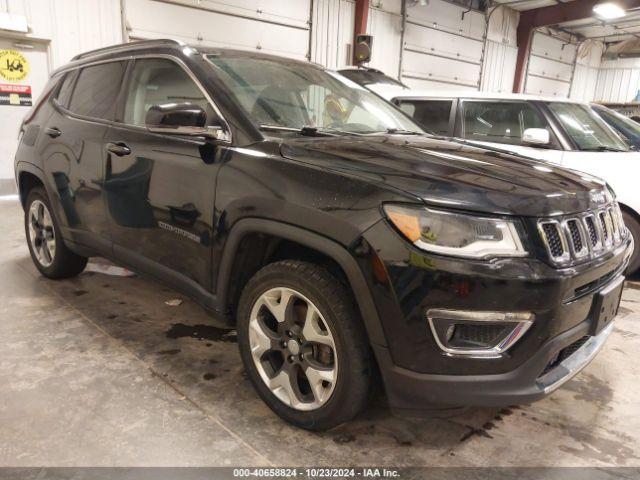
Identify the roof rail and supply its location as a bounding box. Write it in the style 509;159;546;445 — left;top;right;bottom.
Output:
71;39;187;61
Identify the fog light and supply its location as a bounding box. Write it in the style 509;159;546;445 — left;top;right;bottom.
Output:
427;309;533;358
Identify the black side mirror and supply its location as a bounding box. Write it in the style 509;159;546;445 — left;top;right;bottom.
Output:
145;103;227;140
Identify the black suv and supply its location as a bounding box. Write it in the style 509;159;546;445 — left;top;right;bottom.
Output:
15;39;634;430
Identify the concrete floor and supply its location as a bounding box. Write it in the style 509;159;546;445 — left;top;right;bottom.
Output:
0;197;639;468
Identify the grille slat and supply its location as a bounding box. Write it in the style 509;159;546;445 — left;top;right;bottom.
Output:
539;205;626;266
567;220;584;253
585;216;598;248
541;222;565;258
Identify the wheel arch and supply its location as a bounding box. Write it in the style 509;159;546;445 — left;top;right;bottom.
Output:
217;218;387;347
16;163;45;207
619;201;640;226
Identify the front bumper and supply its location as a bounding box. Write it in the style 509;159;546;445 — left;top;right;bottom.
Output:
374;315;615;414
361;220;633;413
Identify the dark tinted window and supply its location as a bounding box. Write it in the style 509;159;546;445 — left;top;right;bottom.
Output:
461;101;547;146
68;61;126;120
398;100;452;135
55;71;77;108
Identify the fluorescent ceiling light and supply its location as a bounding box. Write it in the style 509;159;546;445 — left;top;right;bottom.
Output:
593;2;626;20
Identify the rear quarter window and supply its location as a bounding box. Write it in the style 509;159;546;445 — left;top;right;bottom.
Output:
68;61;126;120
54;70;78;109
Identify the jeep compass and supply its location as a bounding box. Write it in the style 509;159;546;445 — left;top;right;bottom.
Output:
15;40;634;430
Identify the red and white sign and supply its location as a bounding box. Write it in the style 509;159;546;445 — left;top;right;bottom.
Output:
0;83;32;106
0;83;31;94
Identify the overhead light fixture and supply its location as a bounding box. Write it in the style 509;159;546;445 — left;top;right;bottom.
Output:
593;2;626;20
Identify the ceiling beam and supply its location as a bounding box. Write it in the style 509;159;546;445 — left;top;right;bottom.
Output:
513;0;640;92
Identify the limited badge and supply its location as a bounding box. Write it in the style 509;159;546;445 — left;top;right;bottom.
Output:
0;50;30;81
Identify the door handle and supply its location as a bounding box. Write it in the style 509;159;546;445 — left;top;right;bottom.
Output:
44;127;61;138
105;142;131;157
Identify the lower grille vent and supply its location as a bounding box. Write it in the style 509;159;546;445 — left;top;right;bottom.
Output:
541;336;590;376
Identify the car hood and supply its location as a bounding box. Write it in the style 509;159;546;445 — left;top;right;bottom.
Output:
279;135;610;217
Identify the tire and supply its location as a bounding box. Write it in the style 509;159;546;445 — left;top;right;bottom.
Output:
237;260;374;430
24;187;88;279
623;211;640;276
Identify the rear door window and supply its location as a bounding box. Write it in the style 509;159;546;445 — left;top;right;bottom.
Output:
397;99;453;135
461;101;548;146
68;61;126;120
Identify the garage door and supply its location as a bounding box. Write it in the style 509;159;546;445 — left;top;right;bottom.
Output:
125;0;311;60
401;1;485;91
524;32;577;98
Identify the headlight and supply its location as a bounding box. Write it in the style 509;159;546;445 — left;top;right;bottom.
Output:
383;204;527;259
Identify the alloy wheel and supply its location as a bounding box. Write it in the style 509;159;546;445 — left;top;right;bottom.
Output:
248;287;338;411
28;200;56;268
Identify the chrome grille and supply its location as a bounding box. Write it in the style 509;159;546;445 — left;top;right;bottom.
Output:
539;204;627;265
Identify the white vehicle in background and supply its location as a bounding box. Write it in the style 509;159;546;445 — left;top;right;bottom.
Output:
338;68;640;274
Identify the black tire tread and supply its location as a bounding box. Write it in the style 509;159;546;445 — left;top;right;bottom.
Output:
623;211;640;275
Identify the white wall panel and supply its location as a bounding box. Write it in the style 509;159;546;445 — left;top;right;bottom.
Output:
126;0;311;60
594;65;640;103
569;41;603;101
480;40;517;93
1;0;122;67
310;0;354;69
480;6;517;93
366;2;402;77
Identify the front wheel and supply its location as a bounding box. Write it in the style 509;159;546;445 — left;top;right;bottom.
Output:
237;260;374;430
623;211;640;275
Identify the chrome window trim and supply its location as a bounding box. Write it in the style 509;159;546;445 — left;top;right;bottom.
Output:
426;309;534;359
51;53;232;144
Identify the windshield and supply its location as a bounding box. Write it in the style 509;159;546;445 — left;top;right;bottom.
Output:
547;102;628;152
206;55;422;135
592;105;640;144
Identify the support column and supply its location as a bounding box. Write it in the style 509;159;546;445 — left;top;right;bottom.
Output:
352;0;369;65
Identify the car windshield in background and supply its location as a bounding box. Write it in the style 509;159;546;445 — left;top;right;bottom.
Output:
206;55;422;135
592;105;640;147
547;103;628;152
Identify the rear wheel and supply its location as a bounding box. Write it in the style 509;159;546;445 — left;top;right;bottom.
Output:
25;187;87;279
237;260;373;430
623;211;640;276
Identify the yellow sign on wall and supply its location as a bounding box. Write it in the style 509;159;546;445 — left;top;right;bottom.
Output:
0;50;30;82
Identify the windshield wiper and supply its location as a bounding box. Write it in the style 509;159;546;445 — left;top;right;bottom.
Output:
259;124;335;137
581;146;627;152
384;128;424;135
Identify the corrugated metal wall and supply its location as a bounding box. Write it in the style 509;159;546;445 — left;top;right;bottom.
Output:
480;6;518;93
1;0;122;68
594;57;640;103
310;0;354;69
569;40;602;101
366;0;402;77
